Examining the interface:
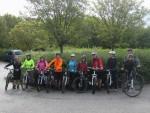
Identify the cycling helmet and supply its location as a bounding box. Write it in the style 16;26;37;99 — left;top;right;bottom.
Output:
91;51;97;55
109;50;116;54
71;53;75;57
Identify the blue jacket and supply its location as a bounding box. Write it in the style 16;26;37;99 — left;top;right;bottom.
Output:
68;60;77;72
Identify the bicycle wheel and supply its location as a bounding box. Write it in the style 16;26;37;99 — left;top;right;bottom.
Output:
61;76;68;93
73;77;88;93
92;78;96;94
123;75;144;97
45;76;50;93
5;77;9;91
106;76;111;94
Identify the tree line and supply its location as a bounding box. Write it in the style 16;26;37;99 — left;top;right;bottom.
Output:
0;0;150;53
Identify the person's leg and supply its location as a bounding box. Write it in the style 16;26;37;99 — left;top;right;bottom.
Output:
97;71;102;89
111;70;117;89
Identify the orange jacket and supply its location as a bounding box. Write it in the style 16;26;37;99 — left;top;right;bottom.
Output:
47;58;63;72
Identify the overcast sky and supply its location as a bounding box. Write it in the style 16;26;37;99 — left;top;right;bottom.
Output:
0;0;150;26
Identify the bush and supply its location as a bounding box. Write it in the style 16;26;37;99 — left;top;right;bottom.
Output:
25;48;150;83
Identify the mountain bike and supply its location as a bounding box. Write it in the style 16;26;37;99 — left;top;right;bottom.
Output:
37;70;50;93
122;68;144;97
61;71;69;93
72;71;88;93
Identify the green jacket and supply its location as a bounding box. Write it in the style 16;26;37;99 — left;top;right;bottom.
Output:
21;59;35;69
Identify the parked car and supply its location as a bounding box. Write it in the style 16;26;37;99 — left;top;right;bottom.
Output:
3;49;23;62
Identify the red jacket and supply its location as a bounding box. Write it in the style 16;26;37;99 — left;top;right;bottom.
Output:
92;57;104;70
78;61;88;74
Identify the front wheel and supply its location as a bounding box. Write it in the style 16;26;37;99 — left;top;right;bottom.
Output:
92;78;96;94
5;77;9;91
73;77;88;93
123;74;144;97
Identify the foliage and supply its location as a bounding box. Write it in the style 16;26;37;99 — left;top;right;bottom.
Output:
9;20;51;51
24;48;150;82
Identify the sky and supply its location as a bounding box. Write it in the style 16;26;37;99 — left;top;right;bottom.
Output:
0;0;150;26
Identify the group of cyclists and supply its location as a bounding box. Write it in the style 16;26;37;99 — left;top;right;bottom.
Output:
5;48;141;92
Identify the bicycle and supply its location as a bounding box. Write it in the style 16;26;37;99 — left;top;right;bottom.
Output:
72;71;88;93
61;71;69;93
22;69;35;90
37;70;50;93
5;68;23;91
88;67;100;94
122;68;144;97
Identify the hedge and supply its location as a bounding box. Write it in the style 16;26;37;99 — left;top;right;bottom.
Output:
24;48;150;83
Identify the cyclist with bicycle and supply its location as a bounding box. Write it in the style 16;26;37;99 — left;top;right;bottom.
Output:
67;53;78;90
122;48;141;77
21;54;35;85
35;56;48;84
47;53;64;89
5;56;21;89
91;52;104;89
106;50;117;89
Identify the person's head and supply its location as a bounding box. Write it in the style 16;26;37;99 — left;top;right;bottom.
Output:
70;53;75;60
55;53;61;59
91;52;97;58
128;48;133;55
40;56;45;61
26;54;31;60
109;50;116;58
128;54;134;61
81;54;86;62
14;56;20;62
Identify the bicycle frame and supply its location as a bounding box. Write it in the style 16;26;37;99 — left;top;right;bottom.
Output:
106;70;112;86
38;71;48;85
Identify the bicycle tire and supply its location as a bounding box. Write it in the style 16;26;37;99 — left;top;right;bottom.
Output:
123;74;144;97
73;77;88;93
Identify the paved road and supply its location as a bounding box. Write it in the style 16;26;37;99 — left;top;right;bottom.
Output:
0;62;150;113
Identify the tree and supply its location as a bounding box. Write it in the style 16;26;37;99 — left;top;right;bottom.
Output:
27;0;87;53
93;0;148;49
9;20;50;51
0;14;21;48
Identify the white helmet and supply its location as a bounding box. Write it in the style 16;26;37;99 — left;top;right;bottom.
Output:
91;51;97;55
109;50;116;54
70;53;75;57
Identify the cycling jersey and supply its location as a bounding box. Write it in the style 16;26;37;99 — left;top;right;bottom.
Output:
21;59;35;69
47;58;63;72
78;61;88;74
36;60;47;71
107;57;117;70
92;57;104;70
68;60;77;72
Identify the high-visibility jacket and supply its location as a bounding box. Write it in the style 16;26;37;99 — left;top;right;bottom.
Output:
47;58;63;72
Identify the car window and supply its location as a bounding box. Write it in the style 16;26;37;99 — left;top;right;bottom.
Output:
14;51;23;55
8;51;13;55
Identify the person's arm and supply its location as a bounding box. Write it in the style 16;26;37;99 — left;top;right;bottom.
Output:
31;60;35;69
77;62;81;72
5;62;13;68
21;60;26;68
99;58;104;70
135;56;141;67
47;59;55;68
